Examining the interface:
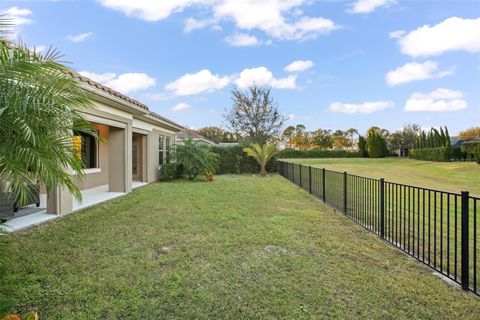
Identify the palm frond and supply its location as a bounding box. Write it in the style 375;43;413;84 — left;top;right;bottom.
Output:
0;38;96;204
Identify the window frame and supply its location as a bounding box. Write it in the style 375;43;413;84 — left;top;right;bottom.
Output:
158;135;165;166
74;131;99;169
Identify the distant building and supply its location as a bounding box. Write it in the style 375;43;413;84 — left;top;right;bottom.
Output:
217;142;239;148
450;138;470;148
176;128;217;146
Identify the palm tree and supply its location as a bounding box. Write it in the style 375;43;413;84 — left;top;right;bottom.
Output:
0;19;96;205
243;144;278;176
174;139;220;180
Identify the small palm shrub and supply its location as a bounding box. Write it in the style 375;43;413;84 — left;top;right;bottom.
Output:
243;144;279;176
174;139;220;180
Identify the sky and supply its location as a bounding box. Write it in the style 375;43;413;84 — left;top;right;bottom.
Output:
1;0;479;135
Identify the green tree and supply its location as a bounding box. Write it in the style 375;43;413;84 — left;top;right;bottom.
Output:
174;139;220;180
445;126;452;159
196;126;238;143
311;129;333;150
0;29;96;205
224;85;286;144
281;126;296;149
332;130;351;149
388;123;421;150
291;124;311;151
346;128;359;148
366;127;388;158
196;126;224;144
358;135;368;157
243;144;279;176
458;127;480;140
473;144;480;164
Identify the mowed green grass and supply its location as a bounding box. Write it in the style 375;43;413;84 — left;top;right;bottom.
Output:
285;158;480;196
2;175;480;319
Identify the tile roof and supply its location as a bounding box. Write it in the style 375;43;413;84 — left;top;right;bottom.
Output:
177;128;216;145
148;111;184;130
70;71;183;130
70;71;149;110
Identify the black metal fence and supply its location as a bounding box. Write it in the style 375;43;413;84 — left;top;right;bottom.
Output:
278;160;480;296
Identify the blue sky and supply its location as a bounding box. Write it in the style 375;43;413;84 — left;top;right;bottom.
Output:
1;0;479;135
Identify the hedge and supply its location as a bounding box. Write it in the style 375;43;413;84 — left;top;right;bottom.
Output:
160;163;177;181
277;149;361;159
211;146;277;174
211;147;362;175
409;147;448;162
461;142;480;161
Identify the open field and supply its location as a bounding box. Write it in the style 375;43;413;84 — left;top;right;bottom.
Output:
2;175;479;319
284;158;480;196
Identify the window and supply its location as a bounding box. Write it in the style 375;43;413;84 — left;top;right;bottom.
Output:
159;135;164;166
165;136;171;163
73;132;98;169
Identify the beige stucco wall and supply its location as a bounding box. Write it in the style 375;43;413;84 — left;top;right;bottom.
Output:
75;123;110;190
133;119;176;183
50;94;178;216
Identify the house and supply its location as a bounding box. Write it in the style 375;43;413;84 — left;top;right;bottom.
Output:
217;142;239;148
176;128;217;146
4;72;182;230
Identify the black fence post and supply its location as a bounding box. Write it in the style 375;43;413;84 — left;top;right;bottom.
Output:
299;164;302;187
461;191;470;291
322;168;326;203
309;166;312;194
380;178;385;238
343;171;347;214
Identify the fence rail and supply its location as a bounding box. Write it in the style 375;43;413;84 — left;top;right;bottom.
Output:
278;160;480;296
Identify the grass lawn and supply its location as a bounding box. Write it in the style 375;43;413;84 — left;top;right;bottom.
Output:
2;175;480;319
284;158;480;196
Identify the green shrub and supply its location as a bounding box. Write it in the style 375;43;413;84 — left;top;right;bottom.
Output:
366;132;388;158
358;135;368;157
212;146;277;174
409;147;448;162
277;149;361;159
461;142;480;161
160;163;177;181
473;144;480;164
451;147;464;161
175;139;220;180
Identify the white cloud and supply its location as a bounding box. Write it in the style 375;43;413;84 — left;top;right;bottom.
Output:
235;66;297;89
165;69;231;96
385;60;454;86
29;45;47;53
172;102;191;112
329;101;394;114
389;30;405;39
79;71;156;94
348;0;396;14
397;17;480;57
79;71;116;83
98;0;211;22
184;17;217;32
404;88;467;112
67;32;94;43
98;0;339;42
284;60;314;73
0;7;33;26
225;33;261;47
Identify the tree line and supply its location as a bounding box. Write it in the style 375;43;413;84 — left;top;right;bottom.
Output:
193;85;478;159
